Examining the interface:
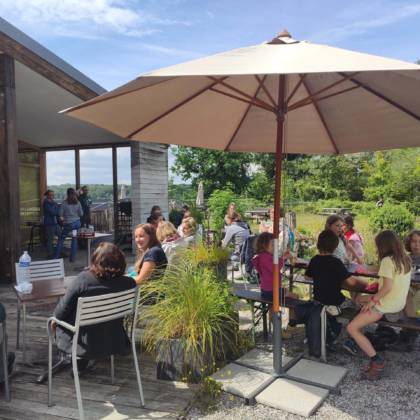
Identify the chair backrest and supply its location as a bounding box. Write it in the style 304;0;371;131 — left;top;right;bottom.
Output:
75;287;138;328
15;259;65;283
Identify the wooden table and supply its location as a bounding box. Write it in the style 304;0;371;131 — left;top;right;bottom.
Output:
14;276;76;364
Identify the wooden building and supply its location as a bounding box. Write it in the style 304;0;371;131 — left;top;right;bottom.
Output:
0;17;168;283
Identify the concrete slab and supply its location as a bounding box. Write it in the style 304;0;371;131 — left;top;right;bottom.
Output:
287;358;347;388
211;363;273;400
236;348;293;374
256;378;329;417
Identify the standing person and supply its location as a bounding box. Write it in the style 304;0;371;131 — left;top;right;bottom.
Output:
347;230;411;380
134;224;167;284
43;189;61;258
343;215;364;262
146;206;162;224
325;215;363;265
53;188;83;262
78;186;92;227
52;243;135;368
222;212;249;256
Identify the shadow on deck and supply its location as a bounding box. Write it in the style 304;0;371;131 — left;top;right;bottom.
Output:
0;285;194;419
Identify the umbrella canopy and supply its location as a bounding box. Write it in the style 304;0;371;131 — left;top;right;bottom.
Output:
195;181;205;208
63;32;420;154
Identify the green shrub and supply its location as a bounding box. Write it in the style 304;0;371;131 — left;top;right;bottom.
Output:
208;189;242;232
369;203;415;237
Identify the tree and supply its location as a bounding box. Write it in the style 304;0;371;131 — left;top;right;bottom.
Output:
171;146;253;195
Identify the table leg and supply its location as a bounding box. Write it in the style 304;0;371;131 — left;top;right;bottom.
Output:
289;265;294;292
262;303;268;341
87;238;91;267
23;303;27;364
16;301;21;349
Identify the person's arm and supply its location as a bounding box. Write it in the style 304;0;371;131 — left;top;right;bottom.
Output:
346;241;363;264
135;261;156;285
54;277;84;322
78;202;84;217
222;228;233;248
362;277;393;312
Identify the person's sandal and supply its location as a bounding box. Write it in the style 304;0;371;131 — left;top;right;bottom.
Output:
361;359;385;380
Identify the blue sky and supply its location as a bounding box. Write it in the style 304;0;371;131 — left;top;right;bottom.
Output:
2;0;420;184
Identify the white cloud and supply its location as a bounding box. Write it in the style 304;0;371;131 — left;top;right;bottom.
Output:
311;4;420;43
0;0;193;39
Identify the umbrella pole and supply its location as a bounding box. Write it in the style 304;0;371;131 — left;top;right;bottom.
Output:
272;74;286;375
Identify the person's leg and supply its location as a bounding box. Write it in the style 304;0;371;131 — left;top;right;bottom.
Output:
53;224;71;259
347;310;383;357
69;220;81;262
45;225;54;256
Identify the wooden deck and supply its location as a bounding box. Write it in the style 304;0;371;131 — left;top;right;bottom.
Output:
0;285;194;419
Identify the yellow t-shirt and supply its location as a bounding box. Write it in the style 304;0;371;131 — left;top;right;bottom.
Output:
376;256;411;314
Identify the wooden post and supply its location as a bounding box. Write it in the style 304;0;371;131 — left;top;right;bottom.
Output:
112;146;118;239
75;148;80;190
39;150;47;202
0;54;20;283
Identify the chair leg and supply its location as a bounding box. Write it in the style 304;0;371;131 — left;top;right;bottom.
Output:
22;304;27;364
16;302;20;350
2;322;10;402
110;355;115;385
72;352;85;420
131;334;145;407
320;307;327;363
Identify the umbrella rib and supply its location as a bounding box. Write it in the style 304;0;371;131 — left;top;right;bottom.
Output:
207;76;276;112
62;77;177;114
289;72;359;110
286;74;306;105
210;87;274;113
224;75;269;152
289;85;360;111
339;73;420;123
302;78;339;154
126;76;229;139
255;75;277;108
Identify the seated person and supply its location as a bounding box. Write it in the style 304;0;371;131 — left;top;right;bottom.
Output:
343;215;365;263
305;230;359;349
0;303;15;387
259;207;290;254
156;221;187;265
222;212;250;257
53;243;136;367
134;224;168;284
179;217;199;247
347;230;411;380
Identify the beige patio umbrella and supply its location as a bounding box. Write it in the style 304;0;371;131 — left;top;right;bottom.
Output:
63;31;420;378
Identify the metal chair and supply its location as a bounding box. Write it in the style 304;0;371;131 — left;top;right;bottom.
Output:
0;319;10;401
47;287;144;420
15;258;65;363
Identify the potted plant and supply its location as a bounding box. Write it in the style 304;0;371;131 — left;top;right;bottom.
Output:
184;243;230;282
139;262;239;381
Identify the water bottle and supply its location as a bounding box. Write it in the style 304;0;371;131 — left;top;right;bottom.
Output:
18;251;31;286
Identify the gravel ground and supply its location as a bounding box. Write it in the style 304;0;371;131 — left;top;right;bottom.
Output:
187;323;420;420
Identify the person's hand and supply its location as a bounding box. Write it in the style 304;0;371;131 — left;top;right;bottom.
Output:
50;320;57;333
361;299;375;313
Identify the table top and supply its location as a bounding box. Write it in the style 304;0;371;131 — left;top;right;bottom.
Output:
14;276;76;303
290;258;420;284
76;232;113;240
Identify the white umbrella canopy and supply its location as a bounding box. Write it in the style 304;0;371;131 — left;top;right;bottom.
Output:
64;32;420;154
195;181;205;208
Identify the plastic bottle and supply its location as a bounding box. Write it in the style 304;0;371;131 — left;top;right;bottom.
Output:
18;251;31;285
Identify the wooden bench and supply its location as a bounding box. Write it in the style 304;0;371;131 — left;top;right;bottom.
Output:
233;288;306;341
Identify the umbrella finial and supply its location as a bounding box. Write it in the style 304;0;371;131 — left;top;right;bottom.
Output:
267;29;298;44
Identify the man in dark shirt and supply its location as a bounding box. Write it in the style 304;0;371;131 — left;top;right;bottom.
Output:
78;186;92;226
305;230;357;305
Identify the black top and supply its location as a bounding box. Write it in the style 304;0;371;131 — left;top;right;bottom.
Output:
54;271;136;358
305;255;351;305
139;245;168;278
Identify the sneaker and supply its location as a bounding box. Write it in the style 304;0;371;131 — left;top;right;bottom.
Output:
361;359;385;380
343;338;358;355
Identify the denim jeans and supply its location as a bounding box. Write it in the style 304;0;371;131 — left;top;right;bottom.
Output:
45;224;61;256
53;220;81;261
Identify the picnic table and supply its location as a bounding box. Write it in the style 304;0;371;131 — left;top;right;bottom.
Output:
319;207;352;216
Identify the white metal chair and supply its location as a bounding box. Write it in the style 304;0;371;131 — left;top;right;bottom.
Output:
47;287;144;420
0;319;10;401
15;258;65;363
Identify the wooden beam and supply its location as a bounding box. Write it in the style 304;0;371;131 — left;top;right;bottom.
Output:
41;142;131;152
75;148;80;190
112;146;118;238
0;33;97;101
0;54;20;283
18;139;42;152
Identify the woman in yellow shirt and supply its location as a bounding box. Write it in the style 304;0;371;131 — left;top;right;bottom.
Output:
347;230;411;380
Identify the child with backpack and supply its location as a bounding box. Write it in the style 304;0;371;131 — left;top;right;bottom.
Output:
347;230;412;380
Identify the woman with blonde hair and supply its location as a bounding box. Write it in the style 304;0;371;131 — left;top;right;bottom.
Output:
156;221;187;264
180;217;197;246
133;223;167;284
